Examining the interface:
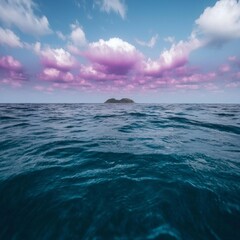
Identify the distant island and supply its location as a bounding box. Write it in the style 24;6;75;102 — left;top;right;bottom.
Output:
104;98;135;103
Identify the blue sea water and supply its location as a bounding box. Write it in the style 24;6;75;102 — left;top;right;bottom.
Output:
0;103;239;240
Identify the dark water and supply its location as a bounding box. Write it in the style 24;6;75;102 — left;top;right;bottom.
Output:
0;104;240;240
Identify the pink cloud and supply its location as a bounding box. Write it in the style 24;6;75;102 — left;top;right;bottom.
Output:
228;56;237;62
41;48;76;71
180;72;216;83
32;37;240;93
142;36;203;77
226;82;240;88
219;64;230;73
83;38;143;75
228;56;240;67
40;68;74;82
0;55;22;71
175;84;200;90
236;72;240;79
35;43;76;72
35;44;78;85
0;55;27;87
78;64;129;83
72;37;206;92
204;83;219;91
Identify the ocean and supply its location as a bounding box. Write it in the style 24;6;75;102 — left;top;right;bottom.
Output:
0;103;239;239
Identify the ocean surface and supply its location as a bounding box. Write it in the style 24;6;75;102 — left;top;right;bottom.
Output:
0;103;239;240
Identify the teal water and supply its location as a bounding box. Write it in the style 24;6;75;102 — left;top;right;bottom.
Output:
0;104;239;239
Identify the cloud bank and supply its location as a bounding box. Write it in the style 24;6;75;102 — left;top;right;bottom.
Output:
0;0;51;35
1;0;239;94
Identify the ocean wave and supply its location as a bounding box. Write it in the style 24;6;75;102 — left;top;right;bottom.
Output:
0;104;239;239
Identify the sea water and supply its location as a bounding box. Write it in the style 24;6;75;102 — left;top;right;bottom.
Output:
0;104;239;239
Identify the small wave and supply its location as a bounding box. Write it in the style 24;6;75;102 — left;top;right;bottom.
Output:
0;116;18;120
168;116;240;134
93;114;123;119
216;113;236;117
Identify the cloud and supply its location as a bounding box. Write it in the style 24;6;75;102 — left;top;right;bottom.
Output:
175;84;199;90
136;34;158;48
98;0;126;19
226;82;240;88
84;37;143;75
195;0;240;43
0;27;23;48
74;36;219;92
0;55;27;87
164;36;175;44
0;55;22;71
143;35;203;77
219;64;231;73
180;72;216;84
56;31;66;41
161;37;200;66
79;64;126;82
70;22;87;47
204;83;219;91
35;45;76;72
228;55;240;67
34;35;222;92
0;0;51;36
224;56;240;87
34;44;77;84
40;68;74;82
228;56;237;62
56;22;87;53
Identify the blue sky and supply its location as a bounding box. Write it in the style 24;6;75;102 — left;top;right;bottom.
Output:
0;0;240;103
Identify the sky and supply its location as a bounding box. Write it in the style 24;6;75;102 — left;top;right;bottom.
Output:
0;0;240;103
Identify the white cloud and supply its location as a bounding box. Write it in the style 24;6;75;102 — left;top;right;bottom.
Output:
161;35;203;66
85;38;143;75
99;0;126;19
56;22;87;53
0;27;22;47
0;0;51;36
41;48;76;71
33;43;76;71
164;36;175;44
70;23;87;47
89;37;136;54
33;42;41;54
136;34;158;48
56;31;66;41
196;0;240;42
143;35;204;76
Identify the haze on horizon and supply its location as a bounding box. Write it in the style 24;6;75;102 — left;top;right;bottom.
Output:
0;0;240;103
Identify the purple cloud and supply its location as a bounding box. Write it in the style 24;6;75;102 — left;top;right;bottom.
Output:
0;55;22;71
32;36;240;94
39;68;74;82
0;55;27;87
34;43;76;72
143;36;203;77
83;38;143;75
35;44;78;84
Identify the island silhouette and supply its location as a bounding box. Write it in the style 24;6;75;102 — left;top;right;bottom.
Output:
104;98;135;103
